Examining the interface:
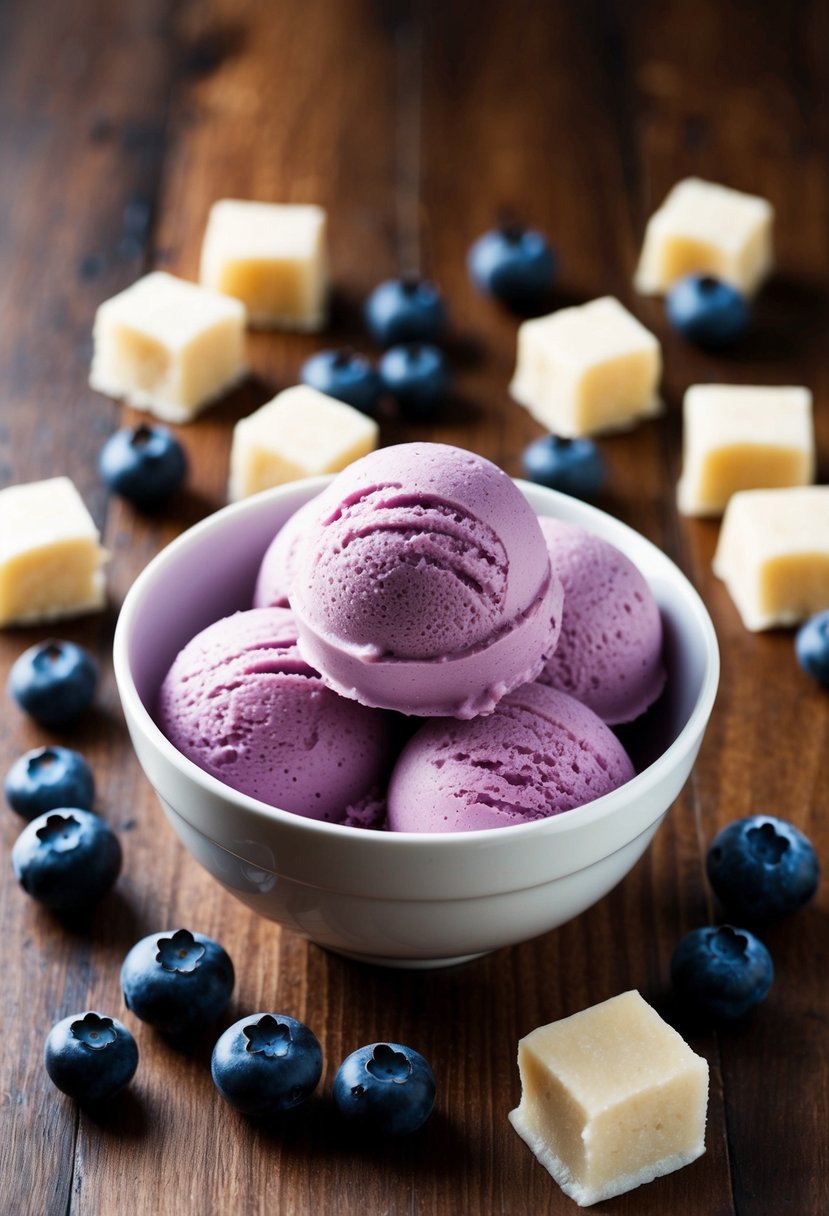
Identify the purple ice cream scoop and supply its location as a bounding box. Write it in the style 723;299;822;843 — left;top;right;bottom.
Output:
157;606;394;823
289;442;564;718
253;497;320;609
536;518;666;724
386;681;635;833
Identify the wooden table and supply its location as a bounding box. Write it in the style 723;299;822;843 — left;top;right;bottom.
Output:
2;2;827;1213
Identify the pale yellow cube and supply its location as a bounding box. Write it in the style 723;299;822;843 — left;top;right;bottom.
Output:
510;297;662;436
228;385;379;501
635;178;774;296
713;486;829;630
199;200;328;331
0;477;108;627
90;271;247;423
509;990;708;1207
677;385;815;517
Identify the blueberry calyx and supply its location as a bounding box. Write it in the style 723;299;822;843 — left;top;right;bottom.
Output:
243;1015;291;1058
35;812;83;851
156;928;205;973
366;1043;411;1082
498;218;526;244
71;1012;118;1051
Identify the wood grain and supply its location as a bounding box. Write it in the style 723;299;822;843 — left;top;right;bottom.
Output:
1;1;827;1214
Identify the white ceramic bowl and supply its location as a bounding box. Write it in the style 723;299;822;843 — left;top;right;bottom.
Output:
113;477;719;968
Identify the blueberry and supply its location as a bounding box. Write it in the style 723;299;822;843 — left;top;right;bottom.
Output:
332;1042;436;1136
99;423;187;509
379;343;449;419
521;434;605;499
211;1012;323;1117
12;808;121;909
795;610;829;686
467;220;556;310
300;348;382;416
8;639;97;727
707;816;820;923
44;1011;138;1102
665;274;750;348
5;746;95;820
670;924;774;1021
121;928;234;1036
364;276;447;347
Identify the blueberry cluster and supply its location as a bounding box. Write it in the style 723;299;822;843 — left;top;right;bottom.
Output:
5;640;124;911
670;814;819;1022
300;275;451;422
44;924;436;1130
4;637;437;1128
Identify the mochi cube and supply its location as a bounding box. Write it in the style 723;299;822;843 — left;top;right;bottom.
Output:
678;384;814;517
228;385;379;500
635;178;774;296
510;296;662;436
509;990;709;1207
199;200;328;331
713;486;829;630
0;477;108;626
89;271;247;423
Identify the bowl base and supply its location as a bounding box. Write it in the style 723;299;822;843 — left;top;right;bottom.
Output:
324;945;487;970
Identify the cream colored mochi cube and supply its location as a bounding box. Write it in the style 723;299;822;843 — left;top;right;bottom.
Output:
200;200;328;331
677;385;815;517
713;486;829;630
90;271;247;423
228;385;378;501
510;296;662;436
0;477;108;627
509;990;709;1208
635;178;774;296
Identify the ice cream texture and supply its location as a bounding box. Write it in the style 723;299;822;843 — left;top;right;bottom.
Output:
536;517;666;724
386;681;635;832
288;442;565;718
157;606;394;822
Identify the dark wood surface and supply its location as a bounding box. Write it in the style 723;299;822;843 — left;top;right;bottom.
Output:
1;2;827;1213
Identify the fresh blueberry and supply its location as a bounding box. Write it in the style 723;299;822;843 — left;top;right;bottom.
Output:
521;435;605;499
211;1012;323;1117
120;928;234;1036
670;924;774;1021
707;816;820;923
99;423;187;509
5;746;95;820
467;220;556;310
364;276;447;347
795;610;829;686
45;1011;138;1102
300;348;382;416
332;1042;436;1135
379;343;449;419
665;274;750;348
8;640;97;728
12;808;121;909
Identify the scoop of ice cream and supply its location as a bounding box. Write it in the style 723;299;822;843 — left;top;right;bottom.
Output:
289;442;564;718
253;497;320;609
536;517;666;724
157;606;394;822
386;681;635;832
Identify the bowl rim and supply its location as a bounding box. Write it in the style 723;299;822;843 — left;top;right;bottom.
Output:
113;475;720;852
